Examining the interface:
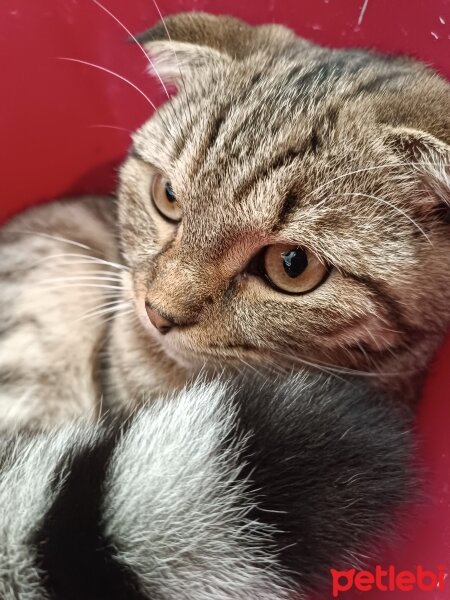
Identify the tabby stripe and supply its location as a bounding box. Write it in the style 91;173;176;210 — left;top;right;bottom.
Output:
170;101;205;162
234;145;308;203
188;73;266;176
188;104;231;178
349;71;407;97
32;422;149;600
287;54;372;97
277;194;300;226
0;316;42;339
0;367;28;386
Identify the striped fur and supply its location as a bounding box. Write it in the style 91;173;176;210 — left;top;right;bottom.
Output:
0;13;449;428
0;375;415;599
0;10;446;599
119;12;450;404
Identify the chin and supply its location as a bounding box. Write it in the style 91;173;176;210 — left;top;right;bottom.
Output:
147;325;208;372
160;341;204;371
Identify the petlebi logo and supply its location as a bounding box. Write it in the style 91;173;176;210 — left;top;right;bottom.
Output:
330;565;447;597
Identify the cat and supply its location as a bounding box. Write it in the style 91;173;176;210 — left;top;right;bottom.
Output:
0;9;448;598
0;375;414;600
1;13;449;429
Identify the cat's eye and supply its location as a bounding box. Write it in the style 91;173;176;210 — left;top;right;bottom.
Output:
151;174;182;223
263;244;328;294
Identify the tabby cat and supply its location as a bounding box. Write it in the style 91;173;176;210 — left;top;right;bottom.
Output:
0;10;448;599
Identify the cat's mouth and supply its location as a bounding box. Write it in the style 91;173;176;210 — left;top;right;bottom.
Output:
139;314;261;368
157;331;262;369
133;292;259;362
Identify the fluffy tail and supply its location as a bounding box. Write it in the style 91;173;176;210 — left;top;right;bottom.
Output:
0;374;415;600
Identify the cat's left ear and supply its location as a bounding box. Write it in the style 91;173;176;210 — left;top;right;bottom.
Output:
385;126;450;214
137;12;298;88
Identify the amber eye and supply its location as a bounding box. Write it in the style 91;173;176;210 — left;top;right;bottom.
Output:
263;244;328;294
150;174;182;223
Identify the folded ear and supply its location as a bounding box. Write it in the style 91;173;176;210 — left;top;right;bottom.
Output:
137;11;298;88
385;126;450;218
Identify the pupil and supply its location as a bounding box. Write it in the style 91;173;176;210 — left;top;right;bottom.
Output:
282;249;308;278
165;182;176;203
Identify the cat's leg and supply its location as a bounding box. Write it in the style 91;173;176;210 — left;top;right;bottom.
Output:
0;196;122;429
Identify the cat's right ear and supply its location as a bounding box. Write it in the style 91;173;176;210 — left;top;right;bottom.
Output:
384;126;450;218
137;12;297;88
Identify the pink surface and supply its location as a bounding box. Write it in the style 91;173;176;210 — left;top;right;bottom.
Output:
1;1;449;597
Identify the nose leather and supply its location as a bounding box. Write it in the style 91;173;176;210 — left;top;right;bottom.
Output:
145;303;175;335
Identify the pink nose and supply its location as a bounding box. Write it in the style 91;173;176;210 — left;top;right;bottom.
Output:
145;303;175;334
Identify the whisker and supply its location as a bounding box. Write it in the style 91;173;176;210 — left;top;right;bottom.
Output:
236;357;266;377
342;192;431;243
81;298;130;312
37;275;124;284
31;290;123;306
96;393;105;424
78;300;132;322
8;230;93;251
360;327;397;362
88;124;133;134
269;348;410;378
26;253;128;272
287;356;347;381
353;341;372;366
33;283;123;291
91;0;172;101
58;54;181;151
58;57;157;111
304;161;450;204
150;0;194;127
102;307;135;324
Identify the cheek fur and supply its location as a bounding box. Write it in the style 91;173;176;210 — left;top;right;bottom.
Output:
119;158;180;268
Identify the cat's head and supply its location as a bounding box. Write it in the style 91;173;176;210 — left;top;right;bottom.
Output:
117;12;450;400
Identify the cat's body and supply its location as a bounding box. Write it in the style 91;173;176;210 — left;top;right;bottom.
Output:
0;197;120;427
0;10;449;598
0;375;414;600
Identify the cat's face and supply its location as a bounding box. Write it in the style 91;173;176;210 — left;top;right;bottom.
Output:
117;13;450;398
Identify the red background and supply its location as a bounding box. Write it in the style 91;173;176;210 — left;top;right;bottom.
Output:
1;1;449;598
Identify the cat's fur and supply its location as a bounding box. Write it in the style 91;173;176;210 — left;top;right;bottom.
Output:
122;12;450;404
0;375;414;600
0;14;449;426
0;10;448;598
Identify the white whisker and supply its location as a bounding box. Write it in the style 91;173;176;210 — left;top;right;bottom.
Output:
277;354;347;381
236;357;265;377
269;348;409;378
102;308;135;324
8;230;93;251
88;124;133;134
342;191;431;243
357;0;369;26
37;275;124;284
78;301;132;322
304;161;450;204
32;290;122;305
28;253;128;272
91;0;172;101
82;298;130;312
58;57;157;111
150;0;194;126
33;283;123;291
